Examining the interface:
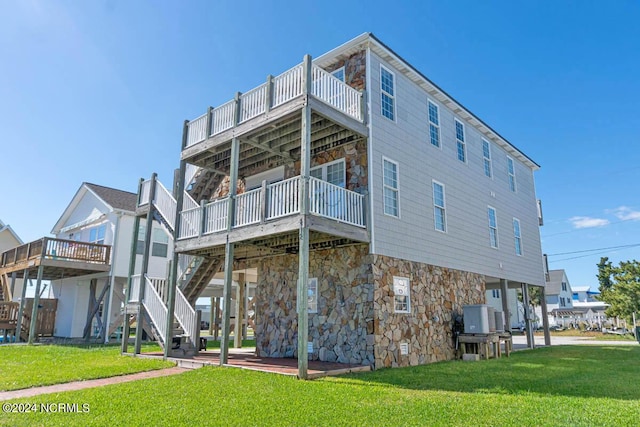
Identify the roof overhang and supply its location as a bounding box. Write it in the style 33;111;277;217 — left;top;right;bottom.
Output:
315;32;540;171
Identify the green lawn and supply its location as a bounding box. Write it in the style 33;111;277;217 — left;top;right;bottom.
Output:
0;344;173;391
2;345;639;426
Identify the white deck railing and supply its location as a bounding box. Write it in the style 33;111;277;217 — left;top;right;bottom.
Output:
204;198;229;234
177;175;365;238
139;180;152;206
186;113;208;147
175;287;198;347
142;275;168;343
235;188;262;227
185;164;200;189
184;60;363;148
267;177;300;219
129;274;142;303
154;182;177;231
147;276;168;305
309;177;365;227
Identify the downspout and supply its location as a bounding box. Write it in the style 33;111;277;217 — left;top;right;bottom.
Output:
103;211;123;343
366;41;375;255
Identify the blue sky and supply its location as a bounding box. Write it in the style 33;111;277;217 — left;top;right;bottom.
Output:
1;1;639;290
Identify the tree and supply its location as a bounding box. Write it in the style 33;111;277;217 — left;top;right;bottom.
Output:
597;257;640;323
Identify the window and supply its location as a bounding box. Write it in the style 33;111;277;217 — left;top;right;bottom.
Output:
482;139;492;178
331;67;345;82
428;100;440;148
560;297;566;307
561;282;567;292
89;225;106;244
507;156;517;192
513;218;522;256
383;158;399;217
393;276;410;313
491;289;501;298
151;228;169;257
307;277;318;313
488;207;498;248
432;180;446;232
455;119;466;162
380;65;395;121
136;225;146;255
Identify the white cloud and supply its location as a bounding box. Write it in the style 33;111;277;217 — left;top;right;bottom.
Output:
569;216;610;229
610;206;640;221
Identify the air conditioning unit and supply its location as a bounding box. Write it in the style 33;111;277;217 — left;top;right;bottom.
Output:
463;304;490;334
488;307;496;333
494;310;505;333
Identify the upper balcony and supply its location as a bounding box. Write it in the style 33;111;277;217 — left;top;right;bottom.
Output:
180;58;368;180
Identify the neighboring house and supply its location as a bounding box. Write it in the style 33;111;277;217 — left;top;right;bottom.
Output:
542;269;575;327
571;286;609;328
126;33;545;375
0;220;23;253
485;288;523;329
572;285;600;303
49;182;173;339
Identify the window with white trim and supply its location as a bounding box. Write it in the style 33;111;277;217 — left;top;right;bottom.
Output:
89;225;106;245
428;100;440;148
488;206;498;248
383;158;399;217
432;180;446;232
308;277;318;313
491;289;501;298
151;228;169;257
310;158;345;188
507;156;517;192
393;276;410;313
482;139;492;178
561;282;567;292
380;66;395;121
455;119;466;162
513;218;522;256
331;67;345;82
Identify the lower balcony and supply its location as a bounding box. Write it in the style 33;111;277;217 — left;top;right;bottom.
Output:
175;176;368;254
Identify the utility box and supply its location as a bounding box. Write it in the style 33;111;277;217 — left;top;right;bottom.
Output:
463;304;491;334
494;311;505;333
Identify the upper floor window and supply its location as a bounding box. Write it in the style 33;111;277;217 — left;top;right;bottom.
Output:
432;180;446;232
488;206;498;248
393;276;410;313
331;67;345;82
561;281;567;292
513;218;522;256
308;277;318;313
383;158;399;217
428;100;440;148
455;119;466;162
380;66;395;121
507;156;517;192
310;159;345;188
482;139;492;178
151;228;169;257
89;225;106;245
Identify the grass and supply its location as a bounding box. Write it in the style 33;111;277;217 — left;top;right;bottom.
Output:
2;345;639;426
0;344;173;392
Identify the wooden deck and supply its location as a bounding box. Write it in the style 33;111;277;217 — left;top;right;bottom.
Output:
141;348;371;379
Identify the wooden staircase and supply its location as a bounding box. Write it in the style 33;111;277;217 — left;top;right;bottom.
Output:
182;257;223;305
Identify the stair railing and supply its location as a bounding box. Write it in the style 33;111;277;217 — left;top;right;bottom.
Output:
142;274;168;343
174;287;198;347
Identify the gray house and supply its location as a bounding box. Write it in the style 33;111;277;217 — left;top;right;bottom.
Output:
127;33;546;377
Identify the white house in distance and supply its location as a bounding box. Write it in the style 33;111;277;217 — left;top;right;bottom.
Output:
126;33;547;375
49;182;173;339
571;285;609;329
0;220;23;253
541;269;575;327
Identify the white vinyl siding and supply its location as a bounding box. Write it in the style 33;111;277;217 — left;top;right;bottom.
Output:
507;156;517;192
380;65;395;121
393;276;410;313
383;158;399;217
482;139;492;178
432;180;446;232
513;218;522;256
428;100;440;148
454;119;466;162
488;206;498;248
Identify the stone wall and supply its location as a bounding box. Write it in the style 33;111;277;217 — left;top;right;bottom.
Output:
372;255;485;369
324;50;366;91
254;244;374;365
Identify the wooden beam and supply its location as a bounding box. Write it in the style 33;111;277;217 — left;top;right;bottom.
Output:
244;137;292;161
83;278;97;340
539;286;551;346
234;272;245;348
27;263;44;344
122;210;141;354
15;269;28;342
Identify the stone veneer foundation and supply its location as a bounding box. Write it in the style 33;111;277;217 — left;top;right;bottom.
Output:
254;245;486;369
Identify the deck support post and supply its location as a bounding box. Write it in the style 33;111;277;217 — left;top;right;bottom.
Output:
500;279;510;331
104;212;123;343
297;53;312;380
15;269;28;342
521;283;534;349
122;207;142;354
9;272;16;299
134;174;157;354
234;272;245;348
27;263;45;344
220;136;240;365
539;286;551;346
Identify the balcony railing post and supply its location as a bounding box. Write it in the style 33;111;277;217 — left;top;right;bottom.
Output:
234;92;242;127
136;178;144;207
199;200;206;237
260;180;268;223
265;74;274;113
205;106;213;139
360;91;367;124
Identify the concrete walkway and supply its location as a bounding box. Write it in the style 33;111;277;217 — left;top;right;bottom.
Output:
0;367;187;401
